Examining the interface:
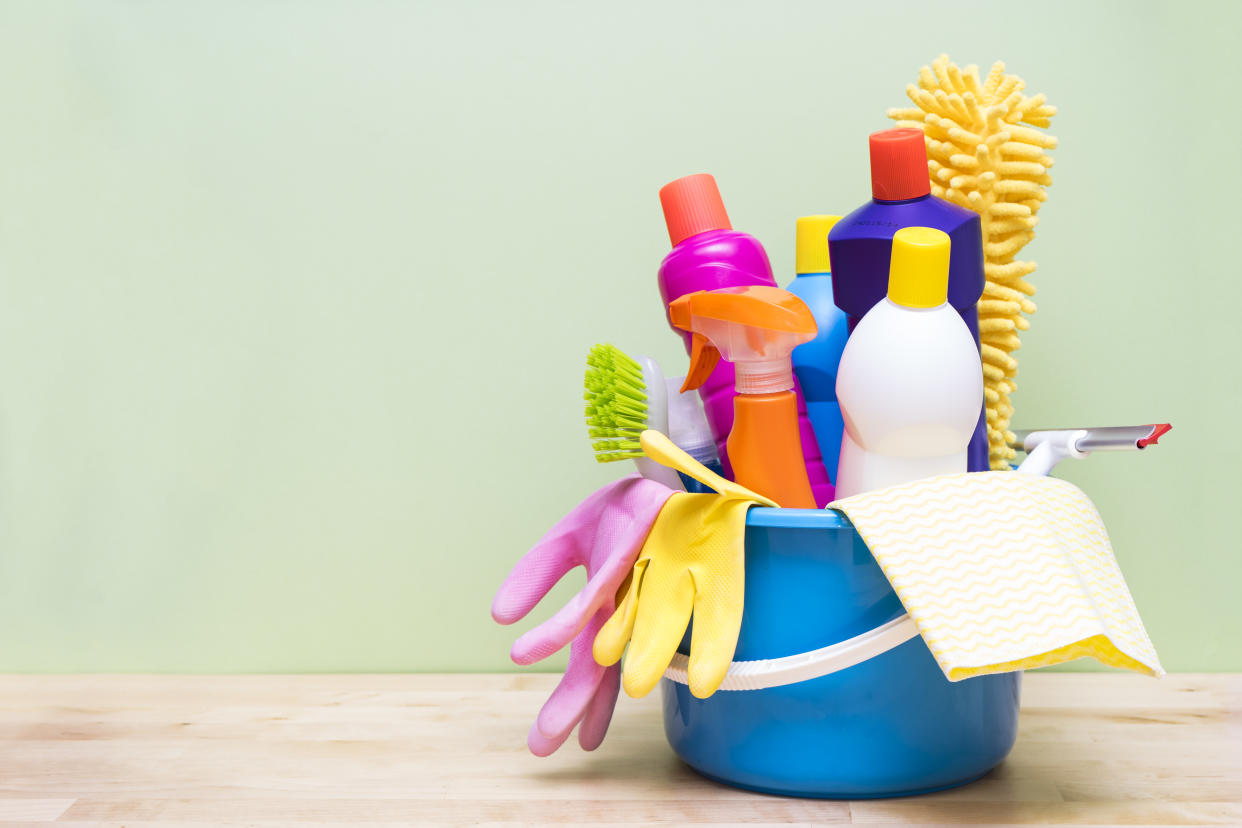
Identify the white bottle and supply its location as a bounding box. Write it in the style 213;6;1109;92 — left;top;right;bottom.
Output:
834;227;983;499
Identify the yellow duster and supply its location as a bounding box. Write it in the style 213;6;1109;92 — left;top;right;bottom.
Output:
888;55;1057;469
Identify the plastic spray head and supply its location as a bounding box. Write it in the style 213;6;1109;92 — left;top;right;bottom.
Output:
669;285;817;395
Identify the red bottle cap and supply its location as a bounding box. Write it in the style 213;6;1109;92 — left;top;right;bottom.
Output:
869;128;931;201
659;173;732;247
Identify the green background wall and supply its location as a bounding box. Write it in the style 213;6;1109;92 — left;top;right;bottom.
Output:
0;1;1236;673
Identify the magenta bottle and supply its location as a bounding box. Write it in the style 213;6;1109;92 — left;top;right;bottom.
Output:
657;174;834;506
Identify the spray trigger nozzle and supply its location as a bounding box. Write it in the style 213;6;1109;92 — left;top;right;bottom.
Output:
682;334;719;392
669;286;817;396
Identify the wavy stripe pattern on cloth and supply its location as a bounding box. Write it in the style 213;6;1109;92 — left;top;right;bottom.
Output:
829;472;1163;681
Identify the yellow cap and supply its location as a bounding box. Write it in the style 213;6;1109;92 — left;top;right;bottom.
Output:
795;215;841;274
887;226;951;308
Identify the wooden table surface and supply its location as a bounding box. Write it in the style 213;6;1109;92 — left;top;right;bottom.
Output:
0;673;1237;826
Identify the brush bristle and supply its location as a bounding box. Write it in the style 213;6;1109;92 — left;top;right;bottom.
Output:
583;343;649;463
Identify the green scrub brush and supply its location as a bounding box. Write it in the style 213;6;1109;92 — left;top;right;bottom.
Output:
584;344;683;490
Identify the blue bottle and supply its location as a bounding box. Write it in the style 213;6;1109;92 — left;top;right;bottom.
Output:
827;128;989;472
787;215;850;490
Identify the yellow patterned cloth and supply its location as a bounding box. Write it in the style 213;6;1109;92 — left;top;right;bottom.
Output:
829;472;1163;681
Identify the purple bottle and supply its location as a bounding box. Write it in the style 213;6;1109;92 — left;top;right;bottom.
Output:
657;174;834;506
827;129;990;472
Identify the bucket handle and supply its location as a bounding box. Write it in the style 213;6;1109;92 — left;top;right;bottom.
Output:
662;613;919;692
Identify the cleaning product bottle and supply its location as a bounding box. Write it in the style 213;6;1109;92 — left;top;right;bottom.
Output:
669;285;818;508
827;128;990;473
786;215;850;488
834;227;983;499
665;376;724;493
658;173;833;506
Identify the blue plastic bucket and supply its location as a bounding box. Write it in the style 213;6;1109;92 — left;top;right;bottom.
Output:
661;507;1021;799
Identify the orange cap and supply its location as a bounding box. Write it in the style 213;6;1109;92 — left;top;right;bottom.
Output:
869;128;932;201
659;174;732;247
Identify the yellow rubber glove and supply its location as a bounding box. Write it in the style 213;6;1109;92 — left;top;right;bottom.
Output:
593;430;777;699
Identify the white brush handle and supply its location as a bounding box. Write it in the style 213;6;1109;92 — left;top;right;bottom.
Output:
634;356;684;491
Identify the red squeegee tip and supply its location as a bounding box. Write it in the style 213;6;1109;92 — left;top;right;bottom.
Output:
1137;423;1172;448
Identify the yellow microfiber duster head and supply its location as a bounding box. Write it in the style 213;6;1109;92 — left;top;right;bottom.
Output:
888;55;1057;469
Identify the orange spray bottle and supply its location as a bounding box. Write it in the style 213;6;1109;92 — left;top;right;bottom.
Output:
669;286;818;509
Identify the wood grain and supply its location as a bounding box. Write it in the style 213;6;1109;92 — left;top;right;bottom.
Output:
0;673;1236;825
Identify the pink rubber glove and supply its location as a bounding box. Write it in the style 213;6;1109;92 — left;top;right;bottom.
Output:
492;475;674;755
